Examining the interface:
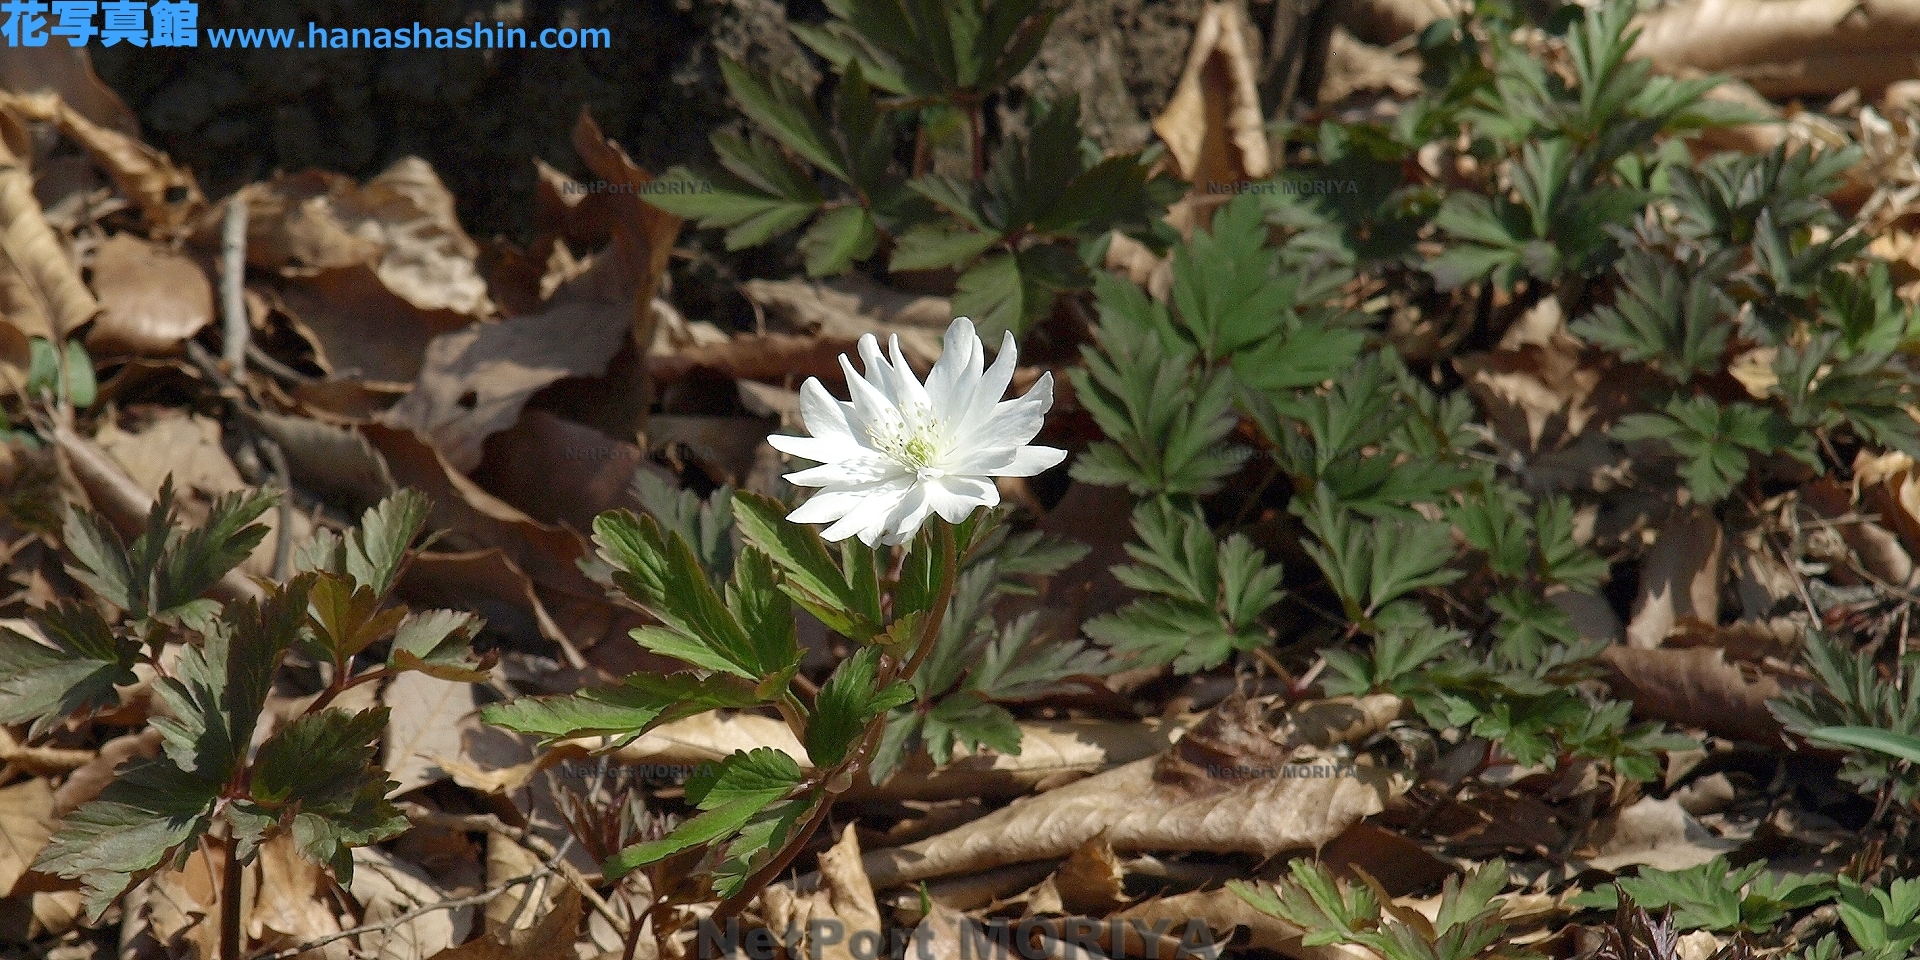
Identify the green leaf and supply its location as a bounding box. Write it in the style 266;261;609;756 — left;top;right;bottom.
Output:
245;706;407;875
1084;499;1284;673
592;509;788;679
602;745;805;879
481;672;761;744
1068;324;1242;498
1570;248;1731;380
63;340;96;408
347;490;432;598
387;608;492;683
26;337;58;400
922;691;1022;764
732;493;880;640
1805;726;1920;765
720;58;849;182
800;205;880;277
61;506;136;612
306;572;406;665
807;647;915;767
0;604;140;738
888;224;1001;272
34;757;222;920
154;486;278;614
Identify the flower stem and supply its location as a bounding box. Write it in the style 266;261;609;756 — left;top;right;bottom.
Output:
709;521;961;926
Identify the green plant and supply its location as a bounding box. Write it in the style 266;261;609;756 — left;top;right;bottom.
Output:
642;0;1181;338
1571;858;1836;933
1230;858;1542;960
1770;632;1920;815
3;486;490;960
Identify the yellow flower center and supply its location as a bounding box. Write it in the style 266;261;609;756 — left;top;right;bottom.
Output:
868;403;941;472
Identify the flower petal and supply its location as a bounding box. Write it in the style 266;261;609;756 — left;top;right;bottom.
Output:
924;318;982;421
797;378;857;444
985;444;1067;477
924;474;997;523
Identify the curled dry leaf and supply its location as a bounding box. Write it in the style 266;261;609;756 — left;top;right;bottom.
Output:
1626;505;1724;649
248;834;352;960
209;159;491;316
1632;0;1920;98
1023;837;1128;917
648;332;874;389
568;109;684;362
1854;450;1920;565
245;407;399;519
739;276;953;366
398;548;575;665
0;108;98;347
484;832;557;941
1803;476;1919;587
1600;645;1788;745
85;233;214;356
1152;1;1271;238
0;90;204;234
1154;1;1272;188
858;696;1406;889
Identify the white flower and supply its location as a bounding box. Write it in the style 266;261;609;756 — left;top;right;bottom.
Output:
768;317;1066;546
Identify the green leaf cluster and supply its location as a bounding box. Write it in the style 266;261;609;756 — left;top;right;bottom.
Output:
1231;859;1543;960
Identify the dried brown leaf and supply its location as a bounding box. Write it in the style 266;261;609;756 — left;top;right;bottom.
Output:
384;671;483;797
1152;1;1271;188
0;114;97;343
1599;645;1787;745
738;276;952;364
0;90;204;233
350;845;473;960
0;777;54;899
0;46;137;134
279;263;474;387
429;883;579;960
1113;888;1373;960
859;697;1405;888
764;826;882;960
1627;506;1724;649
84;233;213;355
1577;796;1739;872
469;410;650;535
1024;837;1128;917
1632;0;1920;98
569;109;683;364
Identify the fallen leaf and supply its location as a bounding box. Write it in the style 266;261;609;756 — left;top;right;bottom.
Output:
1153;1;1272;191
0;725;94;774
1601;645;1788;745
0;777;54;898
484;832;558;941
280;263;475;386
247;834;352;960
648;332;872;388
568;108;684;365
1318;28;1424;103
1335;0;1450;44
1632;0;1920;98
427;883;579;960
246;407;399;518
739;276;953;364
0;45;138;135
1626;505;1724;649
1318;822;1455;898
1456;334;1601;452
1024;837;1128;917
350;845;473;960
385;670;483;797
858;697;1405;888
0;106;98;344
1576;796;1739;872
0;90;204;233
469;410;650;535
84;233;214;356
378;290;634;473
146;840;229;960
647;415;776;488
397;548;586;667
762;826;882;960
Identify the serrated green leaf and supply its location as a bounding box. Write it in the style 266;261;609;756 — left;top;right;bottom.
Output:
0;604;139;738
481;672;761;744
807;647;915;766
800;205;880;277
720;58;849;182
888;224;1001;272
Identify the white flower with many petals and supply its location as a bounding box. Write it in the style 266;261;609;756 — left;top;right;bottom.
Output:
768;317;1065;546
